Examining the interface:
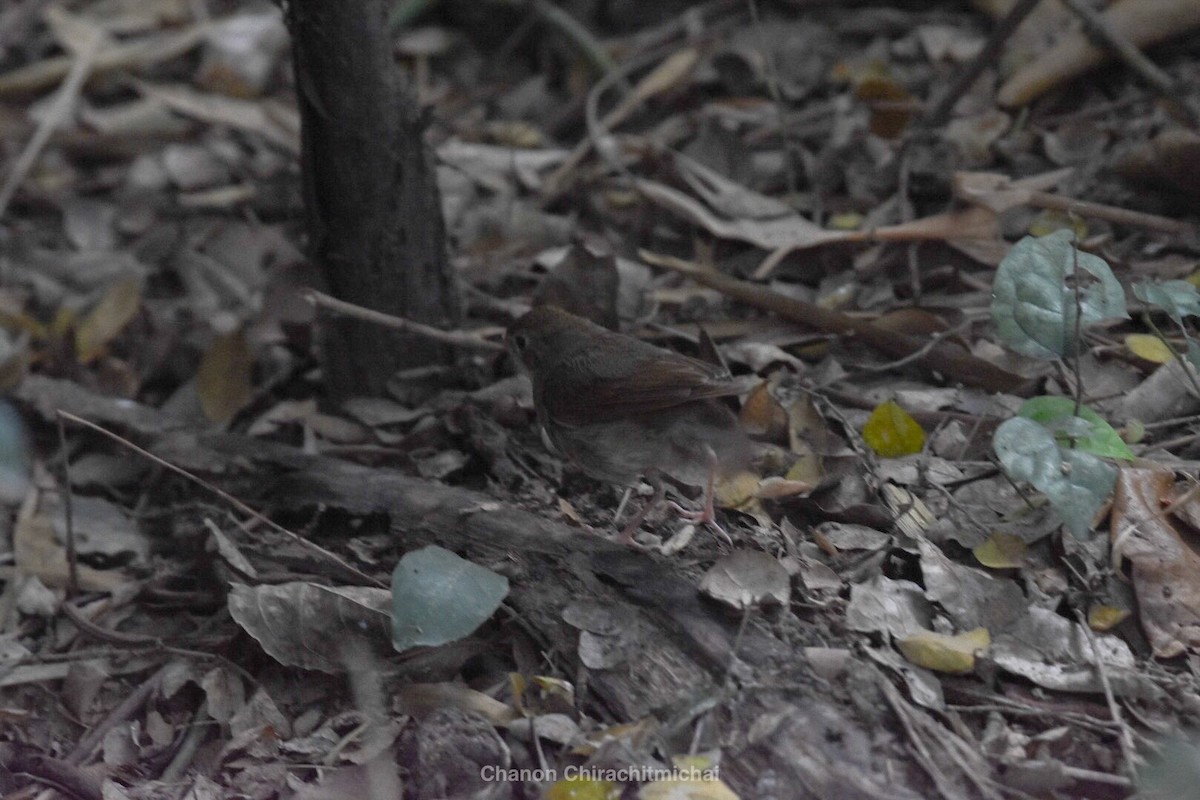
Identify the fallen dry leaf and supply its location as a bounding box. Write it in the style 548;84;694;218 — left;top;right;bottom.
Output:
74;276;141;364
197;327;253;425
1111;467;1200;658
997;0;1200;107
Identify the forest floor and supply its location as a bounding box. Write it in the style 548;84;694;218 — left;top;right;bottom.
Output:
2;1;1200;798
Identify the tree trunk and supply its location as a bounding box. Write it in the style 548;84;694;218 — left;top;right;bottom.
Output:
287;0;458;398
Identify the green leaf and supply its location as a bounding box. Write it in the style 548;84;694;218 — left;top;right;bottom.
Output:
993;417;1117;539
391;545;509;652
1018;396;1134;460
991;230;1127;359
1133;280;1200;324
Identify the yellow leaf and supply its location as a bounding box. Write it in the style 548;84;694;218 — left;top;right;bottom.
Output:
754;476;812;500
1028;210;1087;240
863;400;925;457
603;189;639;209
715;469;760;509
512;672;575;715
1121;419;1145;445
673;755;718;771
51;306;76;340
897;627;990;674
0;309;47;340
1125;333;1175;364
532;675;575;705
558;496;586;525
631;48;699;102
1088;605;1131;632
784;454;822;486
639;769;739;800
197;328;253;425
75;276;141;363
546;777;620;800
508;673;527;712
829;212;863;230
855;74;913;139
484;120;544;148
973;532;1027;569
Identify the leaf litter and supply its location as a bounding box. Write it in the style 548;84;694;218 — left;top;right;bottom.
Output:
1;0;1199;797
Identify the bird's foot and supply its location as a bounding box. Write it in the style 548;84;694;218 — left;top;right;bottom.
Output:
667;501;733;546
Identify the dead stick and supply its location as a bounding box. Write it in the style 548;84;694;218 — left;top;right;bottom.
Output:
1060;0;1199;128
922;0;1043;128
56;410;383;588
0;28;102;217
643;251;1030;394
304;289;504;352
1026;189;1194;237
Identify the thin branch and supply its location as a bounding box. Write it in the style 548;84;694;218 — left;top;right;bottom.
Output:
531;0;619;80
1060;0;1199;128
0;26;103;217
1073;609;1140;781
56;414;79;599
1026;188;1194;237
922;0;1043;129
305;289;504;352
66;664;170;764
56;410;383;588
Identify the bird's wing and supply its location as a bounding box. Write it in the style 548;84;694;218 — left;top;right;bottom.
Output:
542;350;747;427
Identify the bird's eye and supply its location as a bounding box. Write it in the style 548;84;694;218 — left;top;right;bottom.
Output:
512;334;529;351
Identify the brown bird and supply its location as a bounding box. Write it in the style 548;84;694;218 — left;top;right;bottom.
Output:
507;305;752;542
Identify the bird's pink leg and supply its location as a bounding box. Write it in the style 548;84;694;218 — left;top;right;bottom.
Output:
667;447;732;544
614;476;666;544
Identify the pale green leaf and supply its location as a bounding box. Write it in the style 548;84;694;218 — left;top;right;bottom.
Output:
991;230;1127;359
993;417;1117;539
1018;396;1134;460
392;546;509;652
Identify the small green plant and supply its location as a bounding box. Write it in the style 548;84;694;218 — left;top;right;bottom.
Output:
1132;278;1200;395
990;232;1200;538
990;230;1130;538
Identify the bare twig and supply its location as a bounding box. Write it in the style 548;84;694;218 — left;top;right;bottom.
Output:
1073;609;1140;780
922;0;1043;129
56;414;79;599
543;45;701;199
879;679;978;799
56;410;383;588
0;22;212;96
3;745;103;800
747;0;799;195
0;26;102;217
641;249;1030;394
531;0;619;80
66;663;170;764
159;707;209;781
304;289;504;352
1060;0;1199;127
1026;189;1194;237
